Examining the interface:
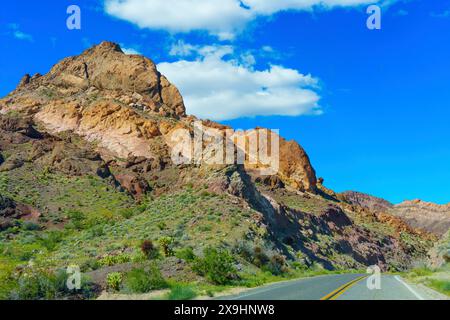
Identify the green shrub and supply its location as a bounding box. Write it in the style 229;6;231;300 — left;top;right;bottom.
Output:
120;208;134;219
9;269;96;300
99;254;131;267
253;246;269;267
159;237;174;257
410;267;433;277
22;221;41;231
175;247;196;262
167;284;197;300
11;272;57;300
193;247;236;285
67;210;86;230
89;224;105;237
264;254;287;275
106;272;123;292
123;266;168;293
157;221;167;230
39;231;64;251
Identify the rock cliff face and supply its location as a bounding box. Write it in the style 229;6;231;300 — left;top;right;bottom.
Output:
1;41;317;193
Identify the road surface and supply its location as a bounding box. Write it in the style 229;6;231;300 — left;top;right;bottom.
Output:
219;274;442;300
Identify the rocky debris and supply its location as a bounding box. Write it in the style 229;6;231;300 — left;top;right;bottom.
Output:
340;191;393;213
254;175;285;190
391;200;450;236
114;174;151;199
319;205;353;230
0;195;40;231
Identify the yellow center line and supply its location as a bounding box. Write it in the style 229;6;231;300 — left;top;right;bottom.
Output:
320;276;368;300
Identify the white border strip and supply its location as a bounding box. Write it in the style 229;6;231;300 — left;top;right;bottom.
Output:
394;275;425;300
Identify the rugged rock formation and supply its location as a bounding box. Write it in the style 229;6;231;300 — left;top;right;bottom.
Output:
0;41;318;193
391;200;450;237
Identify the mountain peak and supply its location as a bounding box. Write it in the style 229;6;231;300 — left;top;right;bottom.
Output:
1;41;319;193
90;41;123;53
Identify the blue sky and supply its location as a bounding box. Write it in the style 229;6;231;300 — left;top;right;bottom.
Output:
1;0;450;204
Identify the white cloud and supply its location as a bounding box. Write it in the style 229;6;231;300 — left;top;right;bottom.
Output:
169;40;198;57
105;0;397;38
7;23;33;42
122;47;142;55
157;45;321;121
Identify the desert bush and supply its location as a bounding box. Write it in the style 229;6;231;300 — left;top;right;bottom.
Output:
410;267;433;277
9;268;96;300
157;221;167;230
11;272;57;300
253;246;269;267
175;247;196;262
22;221;41;231
159;237;174;257
106;272;123;292
265;254;287;275
39;231;64;251
167;284;197;300
67;210;86;230
193;247;236;285
233;240;254;263
119;208;134;219
99;253;131;267
123;266;168;293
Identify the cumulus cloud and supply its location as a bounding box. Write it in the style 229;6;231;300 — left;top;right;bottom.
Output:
157;44;321;121
105;0;396;38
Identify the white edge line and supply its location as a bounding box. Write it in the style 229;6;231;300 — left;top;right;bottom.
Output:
394;275;425;300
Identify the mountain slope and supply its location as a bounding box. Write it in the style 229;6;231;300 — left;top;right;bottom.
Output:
0;42;437;299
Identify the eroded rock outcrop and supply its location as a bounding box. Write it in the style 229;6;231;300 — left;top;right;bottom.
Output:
0;41;318;194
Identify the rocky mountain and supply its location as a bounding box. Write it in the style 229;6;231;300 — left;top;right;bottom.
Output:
391;200;450;237
340;192;450;237
0;42;440;299
340;191;394;213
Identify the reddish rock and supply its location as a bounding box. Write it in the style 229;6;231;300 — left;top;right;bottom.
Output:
115;174;150;199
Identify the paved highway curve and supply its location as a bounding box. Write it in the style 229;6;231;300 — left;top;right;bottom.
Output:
218;274;438;300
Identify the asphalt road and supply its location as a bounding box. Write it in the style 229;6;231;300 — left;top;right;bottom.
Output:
219;274;436;300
